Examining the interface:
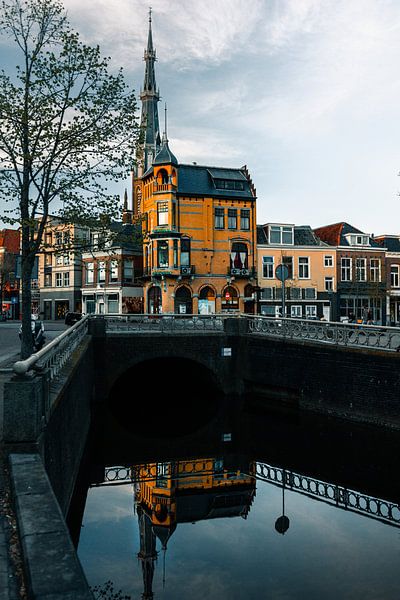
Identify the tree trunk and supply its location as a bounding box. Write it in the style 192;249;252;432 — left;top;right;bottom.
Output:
20;230;34;359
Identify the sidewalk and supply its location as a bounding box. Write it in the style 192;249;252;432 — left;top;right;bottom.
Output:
0;362;26;598
0;446;26;599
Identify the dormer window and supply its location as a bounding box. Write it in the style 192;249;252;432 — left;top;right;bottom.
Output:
345;233;370;246
269;225;294;245
214;179;244;191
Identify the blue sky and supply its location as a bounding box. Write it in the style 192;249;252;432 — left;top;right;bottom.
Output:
3;0;400;235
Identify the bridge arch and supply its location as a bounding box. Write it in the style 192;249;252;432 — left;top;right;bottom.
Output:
106;355;223;437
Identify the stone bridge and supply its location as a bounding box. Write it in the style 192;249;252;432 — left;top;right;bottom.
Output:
2;313;400;599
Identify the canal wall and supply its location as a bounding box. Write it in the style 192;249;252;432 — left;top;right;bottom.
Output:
3;335;95;599
242;335;400;429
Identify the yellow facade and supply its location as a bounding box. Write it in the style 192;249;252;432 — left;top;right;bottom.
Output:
137;158;257;314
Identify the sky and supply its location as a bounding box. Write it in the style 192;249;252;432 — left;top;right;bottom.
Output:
2;0;400;235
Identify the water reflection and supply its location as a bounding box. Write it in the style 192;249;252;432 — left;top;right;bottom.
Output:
134;459;256;599
73;406;400;599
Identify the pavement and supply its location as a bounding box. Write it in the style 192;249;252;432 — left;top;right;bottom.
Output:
0;321;67;600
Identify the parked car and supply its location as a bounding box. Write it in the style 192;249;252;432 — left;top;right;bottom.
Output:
65;312;82;326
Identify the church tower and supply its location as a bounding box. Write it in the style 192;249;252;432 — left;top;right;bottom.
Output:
133;8;161;217
139;8;161;175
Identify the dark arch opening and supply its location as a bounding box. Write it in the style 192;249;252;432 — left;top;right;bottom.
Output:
107;357;220;437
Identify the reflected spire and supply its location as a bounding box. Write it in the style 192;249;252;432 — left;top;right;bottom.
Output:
137;505;158;600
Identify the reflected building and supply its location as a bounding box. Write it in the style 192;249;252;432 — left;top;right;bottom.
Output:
134;457;256;598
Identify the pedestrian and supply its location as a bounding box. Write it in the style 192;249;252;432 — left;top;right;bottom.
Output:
367;309;373;325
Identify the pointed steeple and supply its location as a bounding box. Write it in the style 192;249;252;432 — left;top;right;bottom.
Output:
137;506;158;600
139;7;161;173
153;103;178;166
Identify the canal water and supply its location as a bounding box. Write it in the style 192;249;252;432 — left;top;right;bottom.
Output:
72;402;400;600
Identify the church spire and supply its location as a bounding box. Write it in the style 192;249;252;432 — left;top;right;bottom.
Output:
139;7;161;173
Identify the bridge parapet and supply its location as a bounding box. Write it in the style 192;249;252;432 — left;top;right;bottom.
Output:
247;315;400;352
90;313;246;335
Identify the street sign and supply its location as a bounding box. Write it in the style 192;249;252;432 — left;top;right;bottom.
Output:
275;264;289;282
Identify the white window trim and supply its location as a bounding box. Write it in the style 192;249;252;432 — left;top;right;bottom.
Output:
355;257;367;282
306;305;317;318
369;258;381;283
268;224;294;245
298;256;310;279
262;256;274;279
291;305;302;317
391;264;400;288
324;255;334;267
341;257;352;282
324;276;334;291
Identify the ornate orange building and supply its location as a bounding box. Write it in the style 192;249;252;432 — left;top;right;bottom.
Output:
132;12;257;314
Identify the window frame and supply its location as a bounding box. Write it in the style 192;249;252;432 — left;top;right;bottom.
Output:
269;225;294;245
157;201;169;226
370;258;381;283
298;256;310;279
341;257;352;281
355;257;367;282
390;264;400;288
228;208;237;230
214;207;225;230
240;209;250;230
262;256;274;279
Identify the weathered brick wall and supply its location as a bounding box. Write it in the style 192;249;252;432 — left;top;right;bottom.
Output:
242;335;400;429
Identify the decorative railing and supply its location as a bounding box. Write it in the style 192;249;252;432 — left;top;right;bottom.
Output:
247;315;400;351
255;462;400;528
95;461;400;528
13;314;90;380
101;313;226;333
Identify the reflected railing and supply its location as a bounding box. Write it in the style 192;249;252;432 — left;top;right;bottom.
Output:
94;460;400;529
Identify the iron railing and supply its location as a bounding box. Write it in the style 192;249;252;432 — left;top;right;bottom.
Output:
94;461;400;529
13;314;90;380
255;462;400;528
100;313;227;333
247;315;400;351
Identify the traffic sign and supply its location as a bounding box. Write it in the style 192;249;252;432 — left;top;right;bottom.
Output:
275;264;289;282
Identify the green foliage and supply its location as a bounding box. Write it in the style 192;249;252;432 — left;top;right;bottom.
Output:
0;0;140;357
0;0;139;251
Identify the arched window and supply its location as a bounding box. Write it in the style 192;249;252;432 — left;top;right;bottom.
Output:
174;286;192;315
222;285;239;311
230;242;248;270
199;286;216;314
148;286;162;314
157;168;169;185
